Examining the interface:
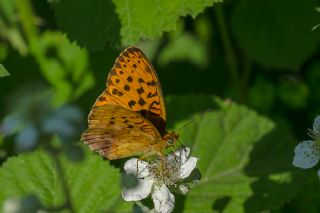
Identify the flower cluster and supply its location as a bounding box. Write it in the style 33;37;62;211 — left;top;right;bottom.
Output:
293;115;320;176
121;147;199;213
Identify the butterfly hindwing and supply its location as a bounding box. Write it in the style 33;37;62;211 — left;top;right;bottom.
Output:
94;47;166;135
82;104;164;159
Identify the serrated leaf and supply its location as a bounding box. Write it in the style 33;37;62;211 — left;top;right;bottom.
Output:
52;0;222;49
166;95;304;212
0;149;131;212
52;0;120;51
113;0;222;45
231;0;320;69
0;64;9;77
31;31;94;105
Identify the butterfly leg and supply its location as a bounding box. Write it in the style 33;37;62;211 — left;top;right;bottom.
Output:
136;152;155;176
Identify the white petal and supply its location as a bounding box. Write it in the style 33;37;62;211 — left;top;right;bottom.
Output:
179;156;198;179
122;178;154;201
178;184;190;195
167;147;190;164
293;140;320;169
124;158;149;178
122;158;154;201
152;185;175;213
313;115;320;136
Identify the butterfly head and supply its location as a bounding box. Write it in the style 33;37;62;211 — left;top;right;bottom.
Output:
163;131;179;147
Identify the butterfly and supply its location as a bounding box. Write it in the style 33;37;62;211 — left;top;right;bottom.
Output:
81;47;179;160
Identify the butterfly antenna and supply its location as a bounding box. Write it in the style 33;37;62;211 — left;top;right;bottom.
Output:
176;108;211;132
177;138;186;147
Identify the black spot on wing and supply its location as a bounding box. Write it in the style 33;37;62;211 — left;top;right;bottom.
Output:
128;100;136;108
138;78;145;83
112;88;118;95
124;85;130;91
137;87;144;94
147;92;157;98
112;88;123;97
99;96;106;101
149;101;161;112
138;98;146;106
147;81;156;86
127;76;133;82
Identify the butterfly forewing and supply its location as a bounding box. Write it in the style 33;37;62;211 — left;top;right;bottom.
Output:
95;47;166;135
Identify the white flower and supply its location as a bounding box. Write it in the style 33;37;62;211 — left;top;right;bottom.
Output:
293;140;320;169
293;115;320;176
121;147;198;213
310;115;320;139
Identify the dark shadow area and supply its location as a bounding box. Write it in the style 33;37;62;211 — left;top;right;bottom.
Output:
243;128;309;212
165;94;221;128
52;0;121;51
212;196;231;213
173;194;186;213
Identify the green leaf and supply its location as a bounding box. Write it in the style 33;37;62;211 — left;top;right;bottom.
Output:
167;95;304;212
52;0;222;47
0;149;131;212
0;64;9;77
278;79;309;109
158;33;208;68
30;31;94;106
113;0;222;45
231;0;320;69
0;0;28;55
52;0;121;51
248;78;275;112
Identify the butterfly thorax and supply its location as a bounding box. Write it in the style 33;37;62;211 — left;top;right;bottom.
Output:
162;131;179;147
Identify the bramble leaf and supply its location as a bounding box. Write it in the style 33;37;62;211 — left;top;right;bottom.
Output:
0;149;131;212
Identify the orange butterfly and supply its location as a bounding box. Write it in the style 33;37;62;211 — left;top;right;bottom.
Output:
81;47;179;160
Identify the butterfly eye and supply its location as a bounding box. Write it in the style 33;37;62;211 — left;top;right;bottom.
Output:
167;138;174;145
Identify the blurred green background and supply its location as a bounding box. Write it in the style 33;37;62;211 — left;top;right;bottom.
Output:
0;0;320;212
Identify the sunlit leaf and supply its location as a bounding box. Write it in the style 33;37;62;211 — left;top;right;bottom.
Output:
113;0;222;45
167;95;304;212
0;64;9;77
0;149;131;212
31;32;94;105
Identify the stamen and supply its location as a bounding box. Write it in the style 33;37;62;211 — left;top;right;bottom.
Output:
147;156;181;187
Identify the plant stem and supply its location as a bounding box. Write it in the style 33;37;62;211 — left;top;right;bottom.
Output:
42;138;75;213
214;4;240;99
240;57;252;101
48;147;75;213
